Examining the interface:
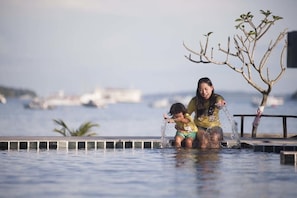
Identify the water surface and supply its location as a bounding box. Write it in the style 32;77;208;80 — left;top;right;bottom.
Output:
1;149;296;198
0;92;297;137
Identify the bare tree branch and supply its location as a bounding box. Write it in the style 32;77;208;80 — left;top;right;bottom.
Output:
183;10;288;137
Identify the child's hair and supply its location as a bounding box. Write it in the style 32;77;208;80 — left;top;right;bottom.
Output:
169;103;187;116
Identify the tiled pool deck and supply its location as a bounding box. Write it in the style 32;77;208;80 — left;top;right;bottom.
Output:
1;135;296;165
1;135;296;152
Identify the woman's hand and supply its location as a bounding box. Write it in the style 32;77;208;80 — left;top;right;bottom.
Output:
215;100;226;109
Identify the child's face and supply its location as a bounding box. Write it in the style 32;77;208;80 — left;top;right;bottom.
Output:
173;112;184;120
198;82;214;100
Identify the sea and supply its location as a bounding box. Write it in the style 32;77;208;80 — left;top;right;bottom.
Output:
0;91;296;137
1;91;297;198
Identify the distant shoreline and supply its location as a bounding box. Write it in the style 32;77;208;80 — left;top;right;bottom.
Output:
0;85;36;98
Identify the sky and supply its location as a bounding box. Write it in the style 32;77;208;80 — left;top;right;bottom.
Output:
0;0;296;97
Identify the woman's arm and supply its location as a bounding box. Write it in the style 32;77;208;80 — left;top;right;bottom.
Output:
215;95;226;109
187;97;196;115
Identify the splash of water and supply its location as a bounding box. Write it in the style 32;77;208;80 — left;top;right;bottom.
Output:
222;106;241;148
160;120;169;148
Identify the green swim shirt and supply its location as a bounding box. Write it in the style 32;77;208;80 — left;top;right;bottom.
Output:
175;113;198;132
187;95;224;129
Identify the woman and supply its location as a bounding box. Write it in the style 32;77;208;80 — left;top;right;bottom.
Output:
187;77;226;148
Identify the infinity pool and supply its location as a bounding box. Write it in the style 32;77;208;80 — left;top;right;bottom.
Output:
1;148;296;198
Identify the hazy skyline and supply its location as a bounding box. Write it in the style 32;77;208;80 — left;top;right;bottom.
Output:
0;0;296;96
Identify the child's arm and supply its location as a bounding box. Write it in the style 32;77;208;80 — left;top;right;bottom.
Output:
163;114;173;123
164;118;175;123
174;116;190;124
163;114;180;123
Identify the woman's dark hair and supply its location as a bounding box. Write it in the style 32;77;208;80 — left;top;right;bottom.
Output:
195;77;217;116
169;103;187;116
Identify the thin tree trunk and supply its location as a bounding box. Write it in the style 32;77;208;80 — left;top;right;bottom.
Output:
251;93;269;138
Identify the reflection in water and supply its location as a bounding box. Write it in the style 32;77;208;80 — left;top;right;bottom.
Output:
172;148;297;197
174;149;222;196
1;149;297;197
174;149;220;168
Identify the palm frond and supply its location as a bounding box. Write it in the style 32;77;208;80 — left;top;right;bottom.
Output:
76;122;99;136
53;119;99;137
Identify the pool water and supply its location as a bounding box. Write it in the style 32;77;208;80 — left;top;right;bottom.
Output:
1;148;296;198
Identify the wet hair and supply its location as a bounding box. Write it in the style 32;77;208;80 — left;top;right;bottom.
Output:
195;77;218;116
169;103;187;116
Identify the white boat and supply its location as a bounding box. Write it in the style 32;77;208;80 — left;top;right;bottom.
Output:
103;88;142;103
45;90;81;106
24;98;55;110
0;94;6;104
251;96;284;107
80;88;112;108
81;100;107;108
80;88;142;107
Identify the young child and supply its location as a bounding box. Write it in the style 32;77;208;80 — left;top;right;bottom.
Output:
164;102;198;148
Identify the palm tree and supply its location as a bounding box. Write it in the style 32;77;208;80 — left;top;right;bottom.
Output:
53;119;99;136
